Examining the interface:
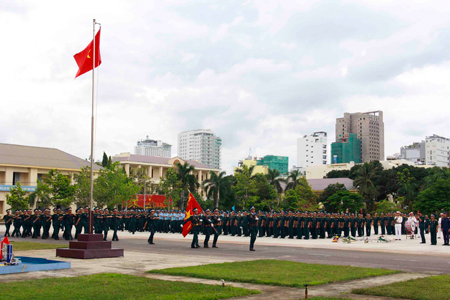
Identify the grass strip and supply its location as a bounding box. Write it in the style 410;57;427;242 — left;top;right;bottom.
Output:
353;274;450;300
149;259;400;287
9;241;67;251
0;273;258;300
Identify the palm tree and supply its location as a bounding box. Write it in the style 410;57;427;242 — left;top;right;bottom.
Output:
266;169;283;207
353;162;379;211
235;165;256;178
203;171;230;208
285;169;302;191
176;162;199;209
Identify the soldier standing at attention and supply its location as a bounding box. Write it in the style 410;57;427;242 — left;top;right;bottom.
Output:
248;207;258;251
418;213;426;244
343;214;350;237
12;210;21;237
380;213;386;235
273;212;280;238
102;209;112;241
3;209;12;237
365;214;372;237
373;213;379;235
429;214;438;245
74;208;83;239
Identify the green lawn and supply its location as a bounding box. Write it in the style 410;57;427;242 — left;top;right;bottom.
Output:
0;273;258;300
9;241;67;251
353;275;450;300
149;259;400;287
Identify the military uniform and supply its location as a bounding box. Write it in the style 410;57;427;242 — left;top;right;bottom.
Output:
184;208;201;248
430;216;438;245
248;207;258;251
3;210;12;237
211;209;221;248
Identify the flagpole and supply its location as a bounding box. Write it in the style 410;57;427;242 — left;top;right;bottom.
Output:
89;18;96;234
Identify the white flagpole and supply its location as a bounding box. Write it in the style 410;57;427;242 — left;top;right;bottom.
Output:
89;19;96;234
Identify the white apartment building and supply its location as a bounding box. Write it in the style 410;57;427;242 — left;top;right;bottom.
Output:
400;134;450;167
425;134;450;167
134;136;171;158
297;131;328;175
178;129;222;170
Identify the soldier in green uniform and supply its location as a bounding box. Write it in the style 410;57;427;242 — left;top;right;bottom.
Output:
365;214;372;237
351;214;357;237
273;212;280;238
319;213;325;239
211;209;221;248
63;208;75;240
74;208;83;239
357;214;364;237
41;208;52;239
248;207;258;251
380;213;386;235
425;215;430;234
343;214;350;237
202;209;212;248
418;213;426;244
145;209;158;244
288;211;295;239
373;213;379;235
3;209;12;237
111;209;121;241
304;212;311;240
12;210;22;237
184;207;201;248
102;209;112;241
297;212;304;239
429;214;438;245
22;210;32;238
82;206;89;234
52;208;63;240
242;211;249;237
257;211;264;237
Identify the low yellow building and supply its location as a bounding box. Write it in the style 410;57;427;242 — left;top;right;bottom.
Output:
234;158;269;176
0;143;102;216
112;152;220;194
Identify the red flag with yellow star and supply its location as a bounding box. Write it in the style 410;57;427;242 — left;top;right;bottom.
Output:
74;28;102;78
182;192;202;237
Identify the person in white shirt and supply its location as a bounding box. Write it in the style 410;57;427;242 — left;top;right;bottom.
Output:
408;212;417;239
438;213;443;239
394;211;403;240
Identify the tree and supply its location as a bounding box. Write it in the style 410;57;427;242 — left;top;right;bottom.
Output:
325;190;364;213
375;199;400;214
250;174;277;210
295;177;318;210
414;177;450;215
73;166;92;207
101;152;109;168
35;169;75;207
6;183;29;210
232;165;257;209
318;183;347;203
159;168;182;209
175;162;199;209
283;189;300;211
203;171;231;208
325;170;350;179
285;169;302;191
266;169;284;207
95;162;140;209
353;162;380;211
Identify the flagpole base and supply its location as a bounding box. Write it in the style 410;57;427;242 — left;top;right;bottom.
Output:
56;234;124;259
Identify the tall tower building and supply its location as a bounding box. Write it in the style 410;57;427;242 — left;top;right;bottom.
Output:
134;136;171;158
335;111;384;162
178;129;222;169
297;132;328;175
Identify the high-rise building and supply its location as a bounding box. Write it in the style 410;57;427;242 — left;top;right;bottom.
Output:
335;111;384;162
297;132;328;175
331;133;361;164
257;155;289;175
178;129;222;169
400;134;450;167
134;136;171;158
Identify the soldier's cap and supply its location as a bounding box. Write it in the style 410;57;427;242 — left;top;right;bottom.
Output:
6;209;10;212
34;209;38;212
205;209;210;212
214;208;219;212
193;208;198;212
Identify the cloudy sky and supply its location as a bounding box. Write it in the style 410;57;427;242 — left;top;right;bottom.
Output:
1;0;449;174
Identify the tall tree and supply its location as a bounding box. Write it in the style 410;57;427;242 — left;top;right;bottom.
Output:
232;165;257;209
285;169;302;191
325;190;364;213
175;162;199;209
101;152;109;168
415;177;450;215
73;166;92;206
265;169;283;207
353;162;380;211
6;183;29;210
318;183;347;204
203;171;230;208
159;168;182;209
35;169;75;207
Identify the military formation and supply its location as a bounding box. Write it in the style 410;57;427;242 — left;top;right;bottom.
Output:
2;208;447;250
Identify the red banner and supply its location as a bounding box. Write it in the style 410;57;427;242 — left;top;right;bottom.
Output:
126;195;170;209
